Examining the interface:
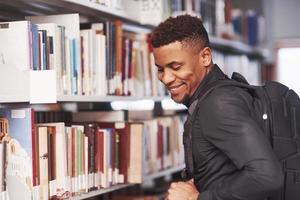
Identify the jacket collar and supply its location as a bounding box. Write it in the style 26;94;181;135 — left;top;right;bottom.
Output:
183;64;227;108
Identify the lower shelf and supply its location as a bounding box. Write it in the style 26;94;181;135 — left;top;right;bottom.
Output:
70;164;185;200
70;184;136;200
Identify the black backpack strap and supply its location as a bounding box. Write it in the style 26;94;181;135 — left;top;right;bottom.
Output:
198;79;253;102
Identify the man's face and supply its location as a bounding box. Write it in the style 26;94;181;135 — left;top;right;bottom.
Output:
153;41;208;103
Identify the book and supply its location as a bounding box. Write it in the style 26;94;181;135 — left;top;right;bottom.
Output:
0;21;32;70
91;23;107;96
36;122;68;198
0;108;35;200
36;126;49;200
0;140;7;193
127;123;143;183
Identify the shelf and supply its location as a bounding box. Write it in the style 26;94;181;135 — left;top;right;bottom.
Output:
0;0;156;28
0;0;267;58
0;95;29;103
70;183;136;200
210;36;268;58
144;164;185;180
57;95;167;102
69;164;185;200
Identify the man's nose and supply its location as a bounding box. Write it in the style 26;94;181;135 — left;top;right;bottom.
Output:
161;69;175;86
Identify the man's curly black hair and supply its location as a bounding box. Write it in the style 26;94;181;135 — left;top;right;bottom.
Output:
151;14;210;52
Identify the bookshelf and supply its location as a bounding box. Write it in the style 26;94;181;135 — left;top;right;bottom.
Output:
0;0;267;199
210;36;268;58
69;164;185;200
70;184;136;200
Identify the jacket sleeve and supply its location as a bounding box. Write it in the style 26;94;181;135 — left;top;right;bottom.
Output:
196;87;283;200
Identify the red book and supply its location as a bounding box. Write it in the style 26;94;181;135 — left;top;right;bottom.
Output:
98;122;130;183
31;110;39;187
157;124;164;170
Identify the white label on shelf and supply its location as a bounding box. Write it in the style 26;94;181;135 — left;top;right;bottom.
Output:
88;173;94;189
115;74;122;94
115;122;125;129
94;172;100;188
65;176;71;193
113;169;119;184
42;185;49;200
32;185;40;200
78;175;81;192
49;179;57;197
74;176;79;193
84;174;88;191
11;109;25;119
157;158;162;171
118;174;124;184
108;168;113;183
80;174;84;191
71;177;76;193
109;78;114;94
1;191;8;200
101;172;107;188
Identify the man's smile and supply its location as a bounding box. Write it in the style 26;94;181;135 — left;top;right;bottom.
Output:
169;83;185;94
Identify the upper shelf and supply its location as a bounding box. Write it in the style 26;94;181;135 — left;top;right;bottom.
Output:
210;36;269;58
0;0;156;27
0;0;268;58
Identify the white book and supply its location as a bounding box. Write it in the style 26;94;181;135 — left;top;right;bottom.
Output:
38;32;44;70
0;20;31;70
37;122;68;197
37;127;49;200
128;123;143;183
91;23;107;96
0;142;5;193
80;29;93;96
64;38;72;95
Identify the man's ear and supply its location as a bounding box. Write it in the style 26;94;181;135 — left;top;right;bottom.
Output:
199;47;212;67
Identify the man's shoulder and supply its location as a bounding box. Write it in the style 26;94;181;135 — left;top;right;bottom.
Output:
202;85;245;104
195;85;250;116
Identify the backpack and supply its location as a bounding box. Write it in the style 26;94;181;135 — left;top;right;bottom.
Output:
183;72;300;200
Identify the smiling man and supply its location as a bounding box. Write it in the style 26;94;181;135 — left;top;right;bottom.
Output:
151;15;283;200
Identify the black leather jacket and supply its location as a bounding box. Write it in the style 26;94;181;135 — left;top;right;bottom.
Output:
183;65;284;200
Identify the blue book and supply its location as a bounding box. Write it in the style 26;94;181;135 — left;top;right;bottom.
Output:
70;38;78;95
31;23;39;70
247;10;258;46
